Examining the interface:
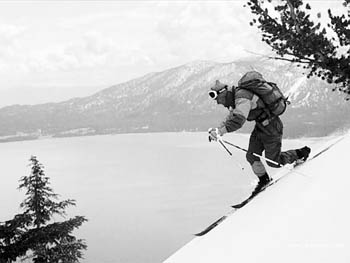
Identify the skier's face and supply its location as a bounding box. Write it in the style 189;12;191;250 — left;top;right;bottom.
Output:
216;91;227;106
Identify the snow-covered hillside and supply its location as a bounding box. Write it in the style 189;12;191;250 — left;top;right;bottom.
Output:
164;133;350;263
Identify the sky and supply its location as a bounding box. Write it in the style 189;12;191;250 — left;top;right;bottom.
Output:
0;0;344;106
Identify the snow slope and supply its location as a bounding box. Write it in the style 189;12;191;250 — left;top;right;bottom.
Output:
164;134;350;263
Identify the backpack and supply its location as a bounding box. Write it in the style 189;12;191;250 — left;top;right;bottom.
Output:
237;71;289;117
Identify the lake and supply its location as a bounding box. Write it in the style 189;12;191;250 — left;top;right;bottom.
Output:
0;132;321;263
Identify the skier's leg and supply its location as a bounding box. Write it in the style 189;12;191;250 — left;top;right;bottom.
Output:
246;129;266;176
264;140;310;166
262;117;307;166
246;129;271;195
263;135;299;166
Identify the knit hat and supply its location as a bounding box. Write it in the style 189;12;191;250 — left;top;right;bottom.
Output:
210;80;227;91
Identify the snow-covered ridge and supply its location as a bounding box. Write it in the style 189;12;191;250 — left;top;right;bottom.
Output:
0;58;348;139
164;133;350;263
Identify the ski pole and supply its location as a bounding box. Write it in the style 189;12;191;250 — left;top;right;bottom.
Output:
217;136;245;170
210;135;244;170
222;139;310;177
218;138;233;156
222;139;282;167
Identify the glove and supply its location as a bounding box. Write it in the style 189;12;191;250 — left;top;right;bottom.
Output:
208;128;221;142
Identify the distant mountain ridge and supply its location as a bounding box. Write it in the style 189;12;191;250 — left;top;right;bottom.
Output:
0;59;349;142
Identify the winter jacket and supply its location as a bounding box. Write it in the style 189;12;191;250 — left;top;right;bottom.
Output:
219;87;267;134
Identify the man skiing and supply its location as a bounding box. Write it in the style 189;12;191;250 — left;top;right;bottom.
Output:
208;71;311;196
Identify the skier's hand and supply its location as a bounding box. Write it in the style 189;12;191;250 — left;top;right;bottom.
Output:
208;128;221;142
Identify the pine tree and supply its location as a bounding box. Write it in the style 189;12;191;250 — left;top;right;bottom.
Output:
245;0;350;97
0;213;32;263
0;156;87;262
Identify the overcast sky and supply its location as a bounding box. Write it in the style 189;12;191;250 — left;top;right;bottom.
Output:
0;0;343;106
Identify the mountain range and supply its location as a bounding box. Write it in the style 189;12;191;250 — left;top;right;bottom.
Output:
0;58;349;142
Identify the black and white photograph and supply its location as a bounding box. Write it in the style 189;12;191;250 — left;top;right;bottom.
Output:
0;1;349;262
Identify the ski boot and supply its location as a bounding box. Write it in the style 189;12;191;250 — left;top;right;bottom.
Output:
296;146;311;162
251;172;272;197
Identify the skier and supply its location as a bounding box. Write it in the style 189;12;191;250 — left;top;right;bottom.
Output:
208;71;311;196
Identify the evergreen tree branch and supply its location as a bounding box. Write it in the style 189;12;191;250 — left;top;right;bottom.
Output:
245;0;350;95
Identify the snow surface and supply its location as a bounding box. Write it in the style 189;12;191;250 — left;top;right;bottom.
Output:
164;134;350;263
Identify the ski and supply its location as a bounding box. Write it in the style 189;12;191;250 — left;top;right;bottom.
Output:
231;175;285;209
194;214;230;237
231;183;271;209
307;136;345;161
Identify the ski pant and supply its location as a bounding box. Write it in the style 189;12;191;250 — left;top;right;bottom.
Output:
246;117;299;177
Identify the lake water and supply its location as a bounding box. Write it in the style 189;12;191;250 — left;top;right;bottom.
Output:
0;132;321;263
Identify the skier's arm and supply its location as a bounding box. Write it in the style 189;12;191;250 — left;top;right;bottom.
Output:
218;97;251;134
